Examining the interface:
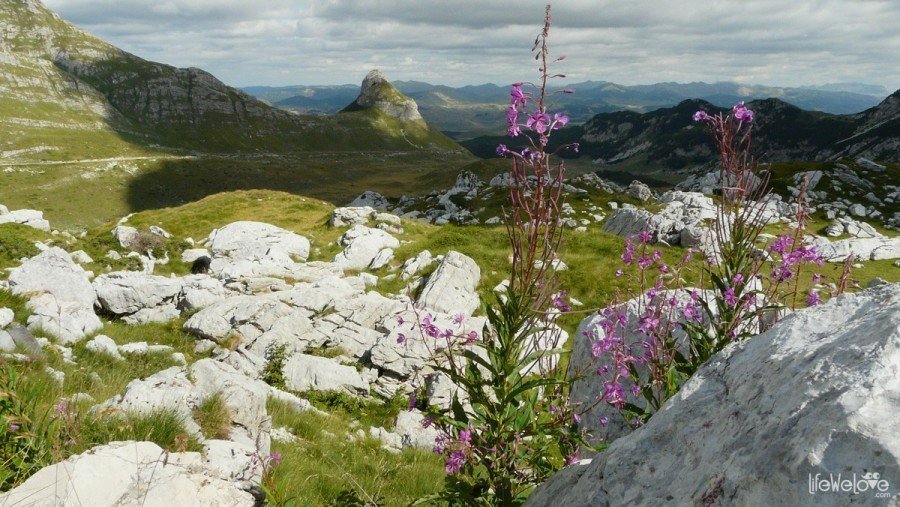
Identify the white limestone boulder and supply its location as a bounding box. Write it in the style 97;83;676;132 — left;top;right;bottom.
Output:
183;295;294;344
415;251;480;316
332;225;399;270
529;283;900;506
282;353;370;395
0;441;255;506
93;272;183;324
8;247;102;343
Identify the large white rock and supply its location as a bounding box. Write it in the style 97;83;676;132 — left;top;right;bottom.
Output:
529;283;900;506
416;251;480;316
0;307;14;329
0;208;50;231
282;353;370;394
330;206;376;227
183;295;294;343
208;221;310;277
0;441;255;506
600;207;652;238
8;247;102;343
94;272;183;324
810;235;900;262
332;225;399;270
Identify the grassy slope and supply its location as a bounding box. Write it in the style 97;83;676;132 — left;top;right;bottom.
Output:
2;188;897;502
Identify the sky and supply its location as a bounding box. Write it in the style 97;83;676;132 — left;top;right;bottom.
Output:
42;0;900;91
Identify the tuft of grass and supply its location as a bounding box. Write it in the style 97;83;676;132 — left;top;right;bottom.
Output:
265;397;445;506
81;409;202;454
192;393;232;440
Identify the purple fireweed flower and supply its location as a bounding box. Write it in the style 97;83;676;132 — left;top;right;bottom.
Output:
453;313;465;325
732;102;754;123
396;316;405;325
682;303;702;322
637;254;653;270
270;451;283;467
526;111;551;134
573;413;582;424
770;235;793;255
637;230;653;244
566;455;581;465
806;290;822;307
552;112;569;129
732;273;744;285
553;291;571;312
510;83;526;107
638;314;660;335
693;110;710;122
615;269;624;277
506;106;521;137
445;450;467;474
621;238;635;265
812;273;823;283
599;416;609;425
496;144;508;157
723;287;737;307
8;423;20;432
396;333;407;345
422;416;433;428
458;429;472;444
54;401;68;414
407;393;418;411
571;142;580;153
603;381;627;409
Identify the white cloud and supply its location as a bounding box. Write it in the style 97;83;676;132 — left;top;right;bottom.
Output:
42;0;900;92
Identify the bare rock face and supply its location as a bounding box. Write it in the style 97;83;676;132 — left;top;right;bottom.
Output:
529;283;900;506
350;69;423;122
8;247;102;343
0;441;255;506
415;251;481;317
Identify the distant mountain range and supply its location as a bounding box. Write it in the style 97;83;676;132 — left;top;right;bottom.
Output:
245;80;891;140
461;91;900;172
0;0;461;160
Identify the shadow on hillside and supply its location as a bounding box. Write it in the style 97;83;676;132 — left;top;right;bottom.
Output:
124;154;475;213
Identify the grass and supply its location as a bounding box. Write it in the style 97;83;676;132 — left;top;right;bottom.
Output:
192;393;233;440
265;397;445;506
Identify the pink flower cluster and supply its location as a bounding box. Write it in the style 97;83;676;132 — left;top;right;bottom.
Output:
434;427;474;474
497;83;571;160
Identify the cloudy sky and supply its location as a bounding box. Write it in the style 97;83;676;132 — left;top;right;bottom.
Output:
43;0;900;91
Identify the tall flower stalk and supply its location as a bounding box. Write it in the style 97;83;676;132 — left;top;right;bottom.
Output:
587;102;840;429
411;6;588;505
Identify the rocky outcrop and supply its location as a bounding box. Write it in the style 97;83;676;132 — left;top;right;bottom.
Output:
529;283;900;506
809;235;900;262
0;441;256;506
332;225;399;270
208;221;310;278
7;247;102;343
415;251;481;317
346;69;423;122
0;206;50;231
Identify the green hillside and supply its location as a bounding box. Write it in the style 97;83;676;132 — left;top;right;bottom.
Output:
0;0;471;228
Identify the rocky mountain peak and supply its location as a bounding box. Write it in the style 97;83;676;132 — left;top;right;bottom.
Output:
347;69;423;122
